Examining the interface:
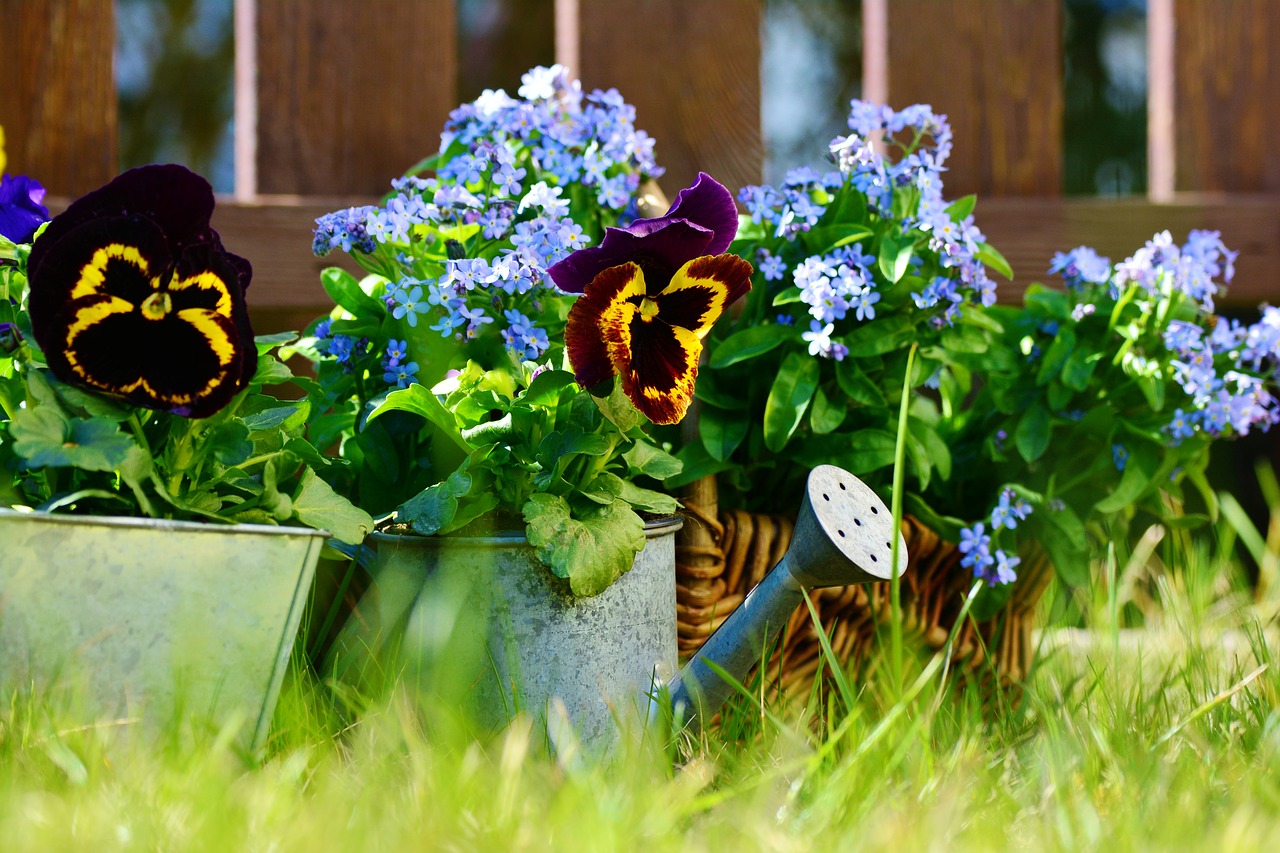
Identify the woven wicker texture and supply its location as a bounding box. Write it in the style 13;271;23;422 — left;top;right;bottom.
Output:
675;489;1053;699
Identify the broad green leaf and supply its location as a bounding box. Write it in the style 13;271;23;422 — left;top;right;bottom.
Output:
1014;403;1051;462
397;466;473;536
877;233;914;283
946;194;977;222
843;429;898;473
440;491;500;534
1036;506;1089;587
708;325;791;368
841;315;917;357
10;410;134;471
1061;348;1100;392
909;417;952;482
614;479;680;514
534;427;612;491
521;369;577;408
771;286;805;306
523;493;646;596
623;440;683;480
834;358;887;407
242;405;306;433
368;384;469;452
292;469;375;545
591;379;647;432
1036;327;1076;386
699;403;749;462
253;354;294;387
664;441;732;490
320;267;386;317
809;387;847;434
1095;441;1159;513
977;242;1013;279
763;352;820;452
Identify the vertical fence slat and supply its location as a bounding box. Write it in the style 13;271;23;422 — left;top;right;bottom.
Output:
255;0;458;196
562;0;763;194
0;0;116;195
883;0;1063;197
1172;0;1280;192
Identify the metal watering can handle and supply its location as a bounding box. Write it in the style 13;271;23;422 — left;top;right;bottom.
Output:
665;465;906;734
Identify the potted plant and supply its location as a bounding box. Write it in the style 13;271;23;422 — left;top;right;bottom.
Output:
300;67;752;744
671;100;1019;692
922;230;1280;677
0;164;372;750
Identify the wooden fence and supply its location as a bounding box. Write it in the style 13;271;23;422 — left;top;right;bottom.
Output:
3;0;1279;334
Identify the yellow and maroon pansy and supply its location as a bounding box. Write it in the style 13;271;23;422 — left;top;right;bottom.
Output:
565;252;752;425
556;172;752;424
27;165;254;418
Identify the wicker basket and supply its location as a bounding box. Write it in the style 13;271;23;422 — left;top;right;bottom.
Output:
675;475;1053;700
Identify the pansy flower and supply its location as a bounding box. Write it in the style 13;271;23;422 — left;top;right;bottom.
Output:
0;173;50;243
26;165;254;418
552;173;752;424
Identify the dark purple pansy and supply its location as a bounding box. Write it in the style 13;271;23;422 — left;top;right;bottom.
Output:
557;173;752;425
26;165;255;418
547;171;740;295
0;174;50;244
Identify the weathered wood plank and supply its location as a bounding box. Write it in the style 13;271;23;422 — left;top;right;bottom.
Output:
1171;0;1280;192
882;0;1063;197
562;0;763;194
254;0;457;196
0;0;116;196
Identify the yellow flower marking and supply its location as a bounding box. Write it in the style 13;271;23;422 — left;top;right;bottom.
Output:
170;270;234;317
71;244;150;300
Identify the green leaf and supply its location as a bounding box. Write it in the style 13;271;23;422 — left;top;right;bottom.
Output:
699;404;749;462
521;369;577;408
1061;348;1100;392
242;404;305;433
590;378;647;432
292;469;375;545
10;410;135;471
708;325;791;369
623;441;683;481
809;386;847;434
664;441;732;490
909;417;952;482
841;315;917;358
1014;403;1051;463
1095;442;1159;514
1036;327;1076;386
47;378;129;421
1036;506;1089;587
843;429;898;473
878;233;914;283
771;286;805;306
804;223;873;252
763;352;820;452
534;427;612;491
320;267;386;317
523;493;646;596
253;354;294;387
614;479;680;514
368;384;469;452
945;194;977;222
208;421;253;466
977;242;1013;279
834;358;887;407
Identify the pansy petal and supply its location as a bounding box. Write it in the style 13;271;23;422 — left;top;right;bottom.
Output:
565;262;647;389
28;165;216;280
641;172;739;255
607;315;702;425
548;219;713;294
28;215;173;349
655;253;754;338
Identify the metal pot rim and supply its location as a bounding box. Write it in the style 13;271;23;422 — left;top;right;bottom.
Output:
0;507;331;539
370;513;684;548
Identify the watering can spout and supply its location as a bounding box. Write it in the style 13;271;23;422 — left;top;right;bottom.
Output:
663;465;906;734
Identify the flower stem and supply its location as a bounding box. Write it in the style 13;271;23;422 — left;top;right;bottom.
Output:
889;342;918;702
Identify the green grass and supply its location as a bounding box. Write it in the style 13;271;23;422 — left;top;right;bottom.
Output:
4;521;1280;852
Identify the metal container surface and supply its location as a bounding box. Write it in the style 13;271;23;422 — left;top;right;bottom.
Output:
0;510;325;750
333;518;681;748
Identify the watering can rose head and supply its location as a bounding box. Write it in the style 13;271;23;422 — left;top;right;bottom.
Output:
25;164;255;418
550;172;752;425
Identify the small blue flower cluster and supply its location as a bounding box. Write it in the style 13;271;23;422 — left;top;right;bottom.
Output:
960;489;1032;586
1052;231;1278;443
310;66;660;383
311;318;373;374
739;100;998;355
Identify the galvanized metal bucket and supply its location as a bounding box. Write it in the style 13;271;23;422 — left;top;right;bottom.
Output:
329;517;682;748
0;510;326;751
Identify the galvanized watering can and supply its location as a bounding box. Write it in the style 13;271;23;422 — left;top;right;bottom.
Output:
331;464;903;746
